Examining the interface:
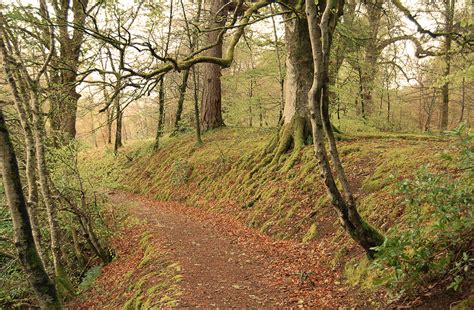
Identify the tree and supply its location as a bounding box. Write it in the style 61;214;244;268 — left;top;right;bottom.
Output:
260;0;313;169
0;9;74;295
440;0;455;130
306;0;384;257
0;107;61;309
200;0;227;131
0;13;60;304
49;0;90;139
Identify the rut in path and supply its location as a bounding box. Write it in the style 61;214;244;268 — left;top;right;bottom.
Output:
95;191;360;308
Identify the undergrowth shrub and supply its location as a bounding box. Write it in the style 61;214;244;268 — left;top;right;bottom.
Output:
78;265;103;293
370;126;473;299
171;159;193;185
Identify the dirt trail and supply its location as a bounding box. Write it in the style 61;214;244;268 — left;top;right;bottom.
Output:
95;191;363;308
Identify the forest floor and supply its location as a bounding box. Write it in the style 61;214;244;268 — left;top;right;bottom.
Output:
69;191;376;309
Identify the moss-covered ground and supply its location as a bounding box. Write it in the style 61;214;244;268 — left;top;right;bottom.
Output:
80;128;451;260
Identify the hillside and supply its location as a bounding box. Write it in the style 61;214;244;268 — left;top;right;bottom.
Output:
76;127;473;308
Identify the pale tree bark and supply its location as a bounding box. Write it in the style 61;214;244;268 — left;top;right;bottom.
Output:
200;0;227;131
0;10;74;294
0;107;61;309
306;0;384;258
0;43;49;269
262;1;313;170
31;89;75;295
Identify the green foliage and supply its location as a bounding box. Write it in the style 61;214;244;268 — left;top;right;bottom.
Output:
170;159;193;185
78;265;103;293
0;202;30;307
47;141;115;284
370;128;473;297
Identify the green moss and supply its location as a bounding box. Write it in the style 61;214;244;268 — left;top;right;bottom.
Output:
452;291;474;310
302;223;317;243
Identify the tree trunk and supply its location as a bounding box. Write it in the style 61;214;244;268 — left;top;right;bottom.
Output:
270;4;285;123
31;89;74;296
1;48;49;269
306;0;384;258
154;78;166;150
174;69;190;132
114;90;122;154
192;67;203;145
264;5;313;170
49;0;89;139
439;0;455;130
153;0;173;149
459;76;465;124
200;0;226;131
0;108;61;309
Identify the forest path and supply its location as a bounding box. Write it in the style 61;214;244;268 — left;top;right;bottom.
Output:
103;191;359;309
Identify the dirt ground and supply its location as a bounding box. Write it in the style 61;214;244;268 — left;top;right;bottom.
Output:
70;191;371;309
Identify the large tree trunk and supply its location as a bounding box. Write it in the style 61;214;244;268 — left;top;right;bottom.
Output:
265;5;313;170
49;0;89;139
200;0;226;131
359;0;383;117
306;0;384;258
0;108;61;309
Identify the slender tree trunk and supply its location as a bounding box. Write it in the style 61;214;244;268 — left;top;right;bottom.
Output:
154;0;173;150
114;90;122;154
306;0;384;258
439;0;455;130
248;80;253;127
102;76;113;144
0;108;61;309
1;48;49;269
31;89;74;296
459;77;465;124
174;69;190;131
270;4;284;123
154;78;166;150
180;0;202;144
192;67;203;144
70;224;85;267
425;89;436;132
387;85;391;123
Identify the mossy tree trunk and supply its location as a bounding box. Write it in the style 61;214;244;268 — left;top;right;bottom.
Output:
306;0;384;258
1;42;49;269
114;86;123;154
0;108;61;309
266;2;313;168
31;89;75;296
174;69;190;132
154;0;173;150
